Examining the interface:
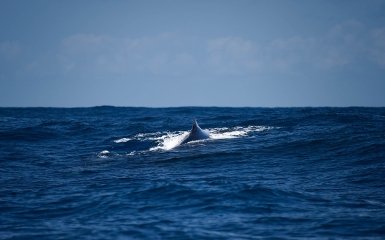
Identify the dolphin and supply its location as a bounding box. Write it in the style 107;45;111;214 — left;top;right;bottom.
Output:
181;120;210;144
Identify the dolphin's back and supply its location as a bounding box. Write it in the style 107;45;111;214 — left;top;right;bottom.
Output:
181;120;210;144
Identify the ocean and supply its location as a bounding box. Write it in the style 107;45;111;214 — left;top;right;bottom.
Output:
1;107;385;239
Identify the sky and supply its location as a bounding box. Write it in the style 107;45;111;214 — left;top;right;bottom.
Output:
0;0;385;107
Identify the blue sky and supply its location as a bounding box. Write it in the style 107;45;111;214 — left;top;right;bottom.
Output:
1;0;385;107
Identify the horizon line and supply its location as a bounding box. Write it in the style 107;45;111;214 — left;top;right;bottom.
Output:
0;105;384;109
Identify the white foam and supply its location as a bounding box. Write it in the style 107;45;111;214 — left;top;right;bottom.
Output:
149;125;271;151
209;125;271;140
149;131;189;151
112;125;273;153
97;150;110;158
114;137;132;143
126;151;136;156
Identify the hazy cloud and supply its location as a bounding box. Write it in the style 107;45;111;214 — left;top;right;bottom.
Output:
204;20;378;76
57;33;200;76
25;20;385;80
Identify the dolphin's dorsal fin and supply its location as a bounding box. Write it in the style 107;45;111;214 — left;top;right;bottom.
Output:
192;119;199;131
181;119;210;144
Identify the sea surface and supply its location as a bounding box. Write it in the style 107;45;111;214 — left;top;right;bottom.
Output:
1;107;385;239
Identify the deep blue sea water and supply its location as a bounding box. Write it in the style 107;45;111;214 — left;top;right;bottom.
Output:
1;107;385;239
